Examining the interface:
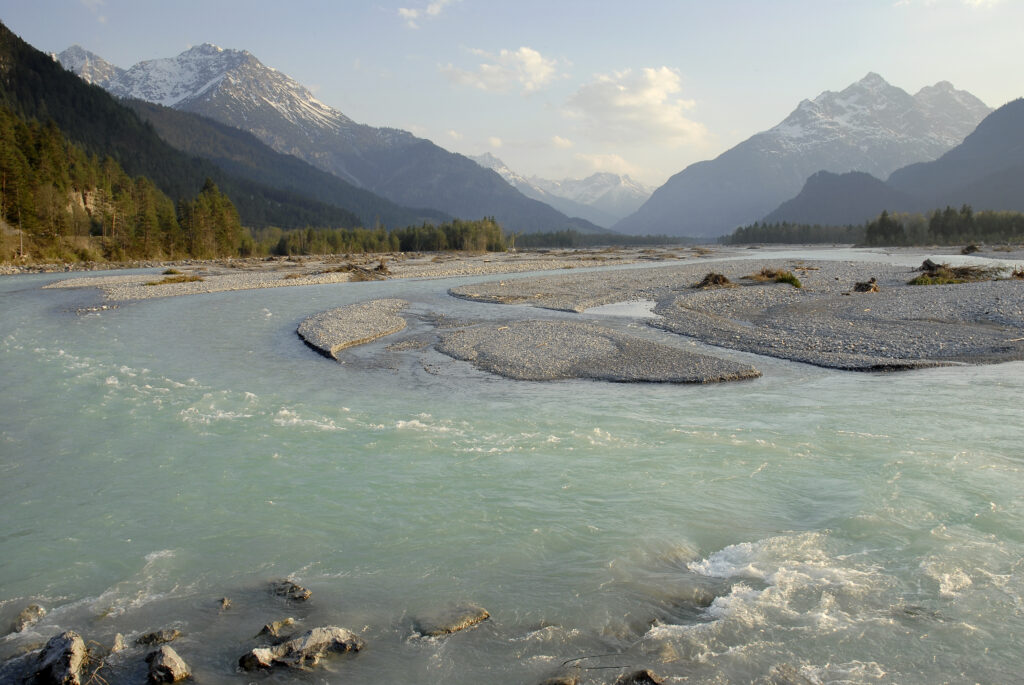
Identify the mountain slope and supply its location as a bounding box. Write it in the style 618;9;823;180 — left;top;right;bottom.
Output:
615;73;990;237
124;100;449;228
762;171;914;225
61;44;603;234
762;98;1024;225
0;23;363;230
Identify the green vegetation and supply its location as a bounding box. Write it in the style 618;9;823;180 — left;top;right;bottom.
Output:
721;221;864;245
0;105;243;262
254;218;506;257
747;267;802;288
723;207;1024;248
864;206;1024;246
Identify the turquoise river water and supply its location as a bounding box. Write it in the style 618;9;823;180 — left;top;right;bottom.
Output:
1;251;1022;684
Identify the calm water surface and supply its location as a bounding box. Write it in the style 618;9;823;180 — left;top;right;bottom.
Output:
1;251;1022;684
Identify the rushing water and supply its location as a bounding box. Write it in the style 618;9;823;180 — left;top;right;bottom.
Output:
1;252;1023;684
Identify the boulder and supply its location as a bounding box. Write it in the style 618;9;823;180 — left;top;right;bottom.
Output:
537;673;580;685
136;629;181;646
34;631;86;685
415;604;490;637
145;646;191;683
256;618;297;643
270;579;311;601
11;604;46;633
615;670;664;685
238;626;364;672
110;634;127;654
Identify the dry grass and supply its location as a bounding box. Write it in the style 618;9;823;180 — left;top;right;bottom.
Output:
282;272;306;280
694;272;735;289
144;274;203;286
746;267;802;288
909;261;1005;285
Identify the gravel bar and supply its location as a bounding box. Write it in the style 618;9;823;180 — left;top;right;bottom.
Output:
437;319;761;383
297;299;409;359
451;259;1024;370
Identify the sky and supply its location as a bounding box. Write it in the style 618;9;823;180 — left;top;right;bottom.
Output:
2;0;1023;188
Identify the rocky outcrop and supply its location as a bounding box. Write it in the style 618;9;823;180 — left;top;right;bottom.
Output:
33;631;86;685
136;629;181;646
270;579;311;601
256;618;298;642
238;626;364;671
10;604;46;633
145;646;191;684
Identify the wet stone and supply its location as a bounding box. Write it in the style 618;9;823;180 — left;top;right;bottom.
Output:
414;603;490;637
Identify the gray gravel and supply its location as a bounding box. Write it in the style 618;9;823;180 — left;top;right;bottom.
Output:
297;299;409;359
451;259;1024;371
437;319;761;383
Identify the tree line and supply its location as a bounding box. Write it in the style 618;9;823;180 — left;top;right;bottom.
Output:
723;207;1024;247
721;221;865;245
0;106;243;262
863;206;1024;246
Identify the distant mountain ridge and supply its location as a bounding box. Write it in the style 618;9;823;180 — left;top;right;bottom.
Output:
59;44;604;234
471;153;651;227
763;98;1024;225
615;73;991;237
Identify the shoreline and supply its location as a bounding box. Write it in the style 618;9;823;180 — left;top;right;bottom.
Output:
23;245;1024;374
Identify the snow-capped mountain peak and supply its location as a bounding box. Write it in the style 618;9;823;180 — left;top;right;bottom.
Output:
56;45;124;89
469;154;652;226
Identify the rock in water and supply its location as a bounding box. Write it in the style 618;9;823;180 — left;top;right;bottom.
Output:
415;604;490;637
11;604;46;633
145;646;191;683
615;670;664;685
239;626;364;671
270;579;311;601
136;629;182;645
256;618;297;642
35;631;86;685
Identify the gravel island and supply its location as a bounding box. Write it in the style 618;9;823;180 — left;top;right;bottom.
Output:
437;319;761;383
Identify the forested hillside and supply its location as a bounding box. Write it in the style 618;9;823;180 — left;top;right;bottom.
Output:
0;21;362;232
0;105;245;261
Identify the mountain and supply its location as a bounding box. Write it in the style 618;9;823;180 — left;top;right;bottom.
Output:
123;100;449;228
615;73;991;237
60;44;604;234
471;153;650;228
764;98;1024;225
53;45;123;88
762;171;914;225
0;23;361;230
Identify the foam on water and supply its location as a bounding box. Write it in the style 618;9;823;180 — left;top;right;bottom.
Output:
2;264;1023;683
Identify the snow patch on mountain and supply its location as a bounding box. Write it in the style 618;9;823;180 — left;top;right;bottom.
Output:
471;153;652;226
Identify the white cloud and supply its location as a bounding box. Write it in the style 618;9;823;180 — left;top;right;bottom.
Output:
443;47;558;94
552;135;573;149
488;136;503;148
447;129;463;141
564;67;709;147
574;153;638;176
399;0;456;28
